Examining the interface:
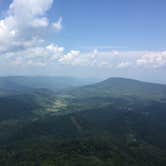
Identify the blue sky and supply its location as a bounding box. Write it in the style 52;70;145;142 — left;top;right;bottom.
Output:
0;0;166;83
55;0;166;51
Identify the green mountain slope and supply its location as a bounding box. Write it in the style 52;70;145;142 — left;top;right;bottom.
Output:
52;77;166;114
66;77;166;100
0;77;166;165
2;101;166;166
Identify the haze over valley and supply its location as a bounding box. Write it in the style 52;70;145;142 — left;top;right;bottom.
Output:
0;0;166;165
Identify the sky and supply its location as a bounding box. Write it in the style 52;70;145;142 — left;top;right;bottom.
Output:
0;0;166;83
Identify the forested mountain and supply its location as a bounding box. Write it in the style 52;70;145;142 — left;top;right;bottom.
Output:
65;77;166;100
0;77;166;165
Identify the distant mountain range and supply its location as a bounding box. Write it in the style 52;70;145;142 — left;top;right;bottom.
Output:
0;76;166;165
0;76;94;96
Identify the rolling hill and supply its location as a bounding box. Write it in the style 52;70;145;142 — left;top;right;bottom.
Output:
0;77;166;165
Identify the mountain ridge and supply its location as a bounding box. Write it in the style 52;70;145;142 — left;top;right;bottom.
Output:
63;77;166;103
0;76;166;165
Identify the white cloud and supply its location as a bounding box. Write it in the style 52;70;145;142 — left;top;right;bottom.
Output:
0;16;17;50
57;50;166;69
3;43;64;67
46;44;64;53
31;17;49;28
59;50;80;65
116;62;130;68
136;51;166;68
1;44;166;71
52;17;63;31
9;0;53;19
0;0;166;73
0;0;62;53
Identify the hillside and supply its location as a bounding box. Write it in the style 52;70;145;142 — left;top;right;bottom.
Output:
0;77;166;165
65;77;166;100
52;77;166;114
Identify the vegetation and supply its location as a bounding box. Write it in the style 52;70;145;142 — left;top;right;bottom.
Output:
0;77;166;165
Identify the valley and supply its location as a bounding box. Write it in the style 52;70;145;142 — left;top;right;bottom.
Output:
0;77;166;165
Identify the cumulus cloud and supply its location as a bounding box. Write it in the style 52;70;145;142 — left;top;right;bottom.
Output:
59;50;80;65
4;43;64;66
0;0;166;73
0;0;61;53
31;17;49;28
57;50;166;69
136;51;166;68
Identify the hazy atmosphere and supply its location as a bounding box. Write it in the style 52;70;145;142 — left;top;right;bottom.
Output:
1;1;166;165
0;0;166;83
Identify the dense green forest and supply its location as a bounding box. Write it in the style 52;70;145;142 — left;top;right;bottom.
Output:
0;77;166;165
